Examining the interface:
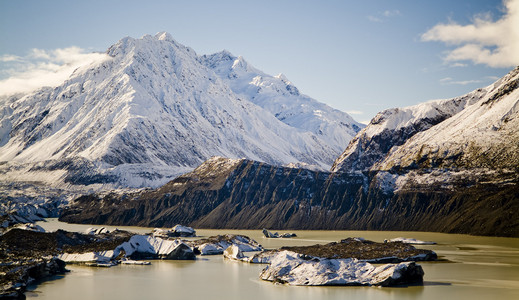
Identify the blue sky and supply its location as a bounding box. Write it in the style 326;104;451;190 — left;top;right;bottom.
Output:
1;0;517;123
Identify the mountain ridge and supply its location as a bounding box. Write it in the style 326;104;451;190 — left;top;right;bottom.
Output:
0;32;362;190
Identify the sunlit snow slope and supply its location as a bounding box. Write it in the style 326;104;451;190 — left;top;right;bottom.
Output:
0;32;361;188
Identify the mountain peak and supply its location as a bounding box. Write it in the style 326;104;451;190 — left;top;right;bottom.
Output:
155;31;174;42
274;73;290;83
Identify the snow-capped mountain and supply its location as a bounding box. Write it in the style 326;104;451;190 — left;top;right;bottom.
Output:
0;32;360;189
332;65;519;194
200;51;363;154
374;66;519;171
331;90;484;172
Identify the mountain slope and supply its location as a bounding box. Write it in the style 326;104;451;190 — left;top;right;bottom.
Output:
375;66;519;171
0;32;360;189
331;89;485;172
200;51;363;154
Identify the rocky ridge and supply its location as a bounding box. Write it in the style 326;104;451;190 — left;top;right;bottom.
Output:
60;155;519;236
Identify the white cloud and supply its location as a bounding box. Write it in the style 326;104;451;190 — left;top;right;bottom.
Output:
0;55;22;62
0;47;109;96
422;0;519;68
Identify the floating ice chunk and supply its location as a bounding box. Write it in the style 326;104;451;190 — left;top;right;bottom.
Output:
385;237;436;245
259;251;424;286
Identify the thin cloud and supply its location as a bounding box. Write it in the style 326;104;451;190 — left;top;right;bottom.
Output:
382;10;401;17
368;9;402;23
438;76;500;86
367;15;383;23
422;0;519;68
0;47;109;96
346;110;364;115
450;62;468;67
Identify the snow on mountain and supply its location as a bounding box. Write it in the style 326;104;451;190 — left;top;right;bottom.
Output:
331;85;486;172
0;32;356;189
375;66;519;171
332;65;519;195
200;51;363;154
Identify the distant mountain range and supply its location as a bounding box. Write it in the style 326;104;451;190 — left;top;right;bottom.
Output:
0;32;362;190
61;65;519;237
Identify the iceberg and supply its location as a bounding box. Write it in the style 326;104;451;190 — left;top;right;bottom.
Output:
259;251;424;286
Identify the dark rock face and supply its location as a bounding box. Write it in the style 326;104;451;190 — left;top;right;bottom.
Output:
331;115;449;173
60;158;519;237
60;159;367;229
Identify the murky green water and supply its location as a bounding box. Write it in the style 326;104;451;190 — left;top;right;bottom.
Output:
27;219;519;299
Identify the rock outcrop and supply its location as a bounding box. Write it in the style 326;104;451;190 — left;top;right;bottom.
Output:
280;238;437;263
0;257;66;299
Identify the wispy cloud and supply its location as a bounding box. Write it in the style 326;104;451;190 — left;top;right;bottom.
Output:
450;62;468;68
346;110;364;115
382;10;401;18
367;15;383;23
0;47;109;96
367;9;402;23
422;0;519;68
439;75;500;86
0;54;23;62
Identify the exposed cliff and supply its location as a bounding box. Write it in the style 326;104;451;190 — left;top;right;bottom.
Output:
60;157;519;237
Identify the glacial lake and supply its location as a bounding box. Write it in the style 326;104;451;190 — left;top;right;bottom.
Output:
28;219;519;300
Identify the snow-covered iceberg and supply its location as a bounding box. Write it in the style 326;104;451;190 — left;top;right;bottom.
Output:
385;237;436;245
152;225;196;238
13;223;45;232
223;245;249;262
262;228;296;238
59;251;115;264
189;234;262;255
85;227;110;235
259;251;424;286
115;235;195;260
